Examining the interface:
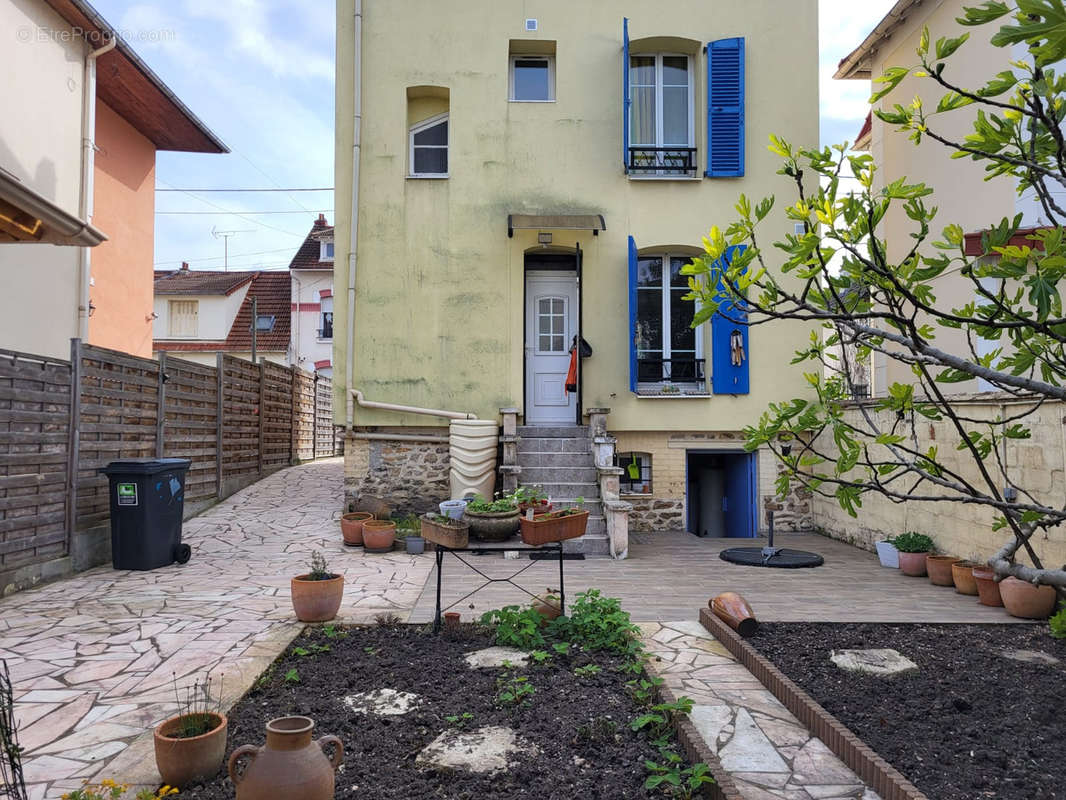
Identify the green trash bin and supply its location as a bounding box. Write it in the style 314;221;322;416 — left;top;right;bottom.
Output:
100;458;192;570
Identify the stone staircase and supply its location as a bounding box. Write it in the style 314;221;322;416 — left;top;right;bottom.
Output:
515;425;609;556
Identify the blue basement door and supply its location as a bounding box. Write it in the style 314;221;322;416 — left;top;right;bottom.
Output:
723;452;757;538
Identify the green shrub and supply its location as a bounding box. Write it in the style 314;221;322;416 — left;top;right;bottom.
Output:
1050;606;1066;639
479;605;546;649
892;532;934;553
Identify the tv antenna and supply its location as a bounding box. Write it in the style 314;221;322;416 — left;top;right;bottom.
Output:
211;226;255;270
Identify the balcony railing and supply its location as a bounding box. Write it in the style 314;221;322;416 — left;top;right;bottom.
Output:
627;147;698;176
637;357;705;383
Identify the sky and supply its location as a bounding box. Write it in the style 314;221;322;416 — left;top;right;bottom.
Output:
87;0;896;273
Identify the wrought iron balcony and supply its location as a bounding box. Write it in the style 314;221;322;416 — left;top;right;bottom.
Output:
637;357;705;383
627;147;698;175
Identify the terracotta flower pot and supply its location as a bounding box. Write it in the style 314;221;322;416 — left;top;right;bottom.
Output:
897;551;929;577
290;574;344;622
228;716;342;800
444;611;461;630
532;591;561;622
340;512;372;546
709;592;759;638
951;561;980;595
927;555;961;586
972;567;1003;607
362;520;396;553
154;711;227;788
999;576;1057;619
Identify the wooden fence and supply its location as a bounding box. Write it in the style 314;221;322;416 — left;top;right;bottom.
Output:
0;341;341;591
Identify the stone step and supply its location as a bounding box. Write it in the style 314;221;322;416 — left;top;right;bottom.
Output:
517;466;598;485
515;452;594;468
533;483;600;501
516;437;590;455
517;425;589;438
563;532;610;557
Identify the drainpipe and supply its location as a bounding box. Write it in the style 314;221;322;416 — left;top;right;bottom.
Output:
345;0;363;430
350;389;476;421
77;33;117;340
291;272;303;365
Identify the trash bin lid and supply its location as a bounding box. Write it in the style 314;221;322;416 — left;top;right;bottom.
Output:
99;458;192;476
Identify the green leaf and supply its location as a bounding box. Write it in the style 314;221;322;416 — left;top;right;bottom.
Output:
935;32;970;59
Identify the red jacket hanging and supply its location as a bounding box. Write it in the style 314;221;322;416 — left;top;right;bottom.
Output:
565;347;578;395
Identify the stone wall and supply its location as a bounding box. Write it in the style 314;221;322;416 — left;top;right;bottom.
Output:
344;429;453;515
611;430;812;533
810;395;1066;567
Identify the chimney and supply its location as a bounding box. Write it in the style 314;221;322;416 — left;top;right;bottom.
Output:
314;213;327;227
181;261;190;270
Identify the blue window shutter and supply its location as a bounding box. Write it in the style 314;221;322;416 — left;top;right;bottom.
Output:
706;37;745;178
628;235;638;391
711;245;750;394
623;18;631;174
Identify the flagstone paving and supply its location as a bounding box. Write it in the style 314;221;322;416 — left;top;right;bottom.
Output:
641;620;882;800
0;459;433;800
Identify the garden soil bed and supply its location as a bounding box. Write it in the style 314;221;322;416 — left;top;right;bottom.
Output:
179;622;685;799
750;622;1066;800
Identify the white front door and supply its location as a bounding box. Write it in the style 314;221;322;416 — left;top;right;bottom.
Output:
525;271;577;425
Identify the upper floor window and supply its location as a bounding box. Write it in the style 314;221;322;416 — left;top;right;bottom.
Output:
629;54;695;176
319;295;334;340
510;55;554;101
255;315;276;332
168;300;198;338
320;241;334;261
409;113;448;178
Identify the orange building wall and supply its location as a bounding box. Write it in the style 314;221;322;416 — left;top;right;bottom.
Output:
88;101;156;357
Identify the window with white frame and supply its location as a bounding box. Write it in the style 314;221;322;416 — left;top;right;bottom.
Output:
319;296;334;339
635;254;703;385
510;55;554;101
629;54;695;175
167;300;198;338
614;452;652;494
320;241;334;261
409;114;448;177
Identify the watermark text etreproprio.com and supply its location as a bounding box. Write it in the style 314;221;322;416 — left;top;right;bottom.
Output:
16;24;176;45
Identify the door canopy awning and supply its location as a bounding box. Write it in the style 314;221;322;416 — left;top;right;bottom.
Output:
0;171;106;247
507;213;606;238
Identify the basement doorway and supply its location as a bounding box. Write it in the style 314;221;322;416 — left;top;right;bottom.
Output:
686;451;757;538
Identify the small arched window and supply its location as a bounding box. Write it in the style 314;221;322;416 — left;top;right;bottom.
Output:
409;113;449;178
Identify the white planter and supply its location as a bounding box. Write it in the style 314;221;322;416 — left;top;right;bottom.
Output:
875;540;899;569
448;420;498;501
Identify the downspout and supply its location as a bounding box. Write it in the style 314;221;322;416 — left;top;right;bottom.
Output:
77;33;117;339
291;272;303;366
345;0;363;430
350;389;476;421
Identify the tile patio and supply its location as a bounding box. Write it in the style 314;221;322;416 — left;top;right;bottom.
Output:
0;459;433;799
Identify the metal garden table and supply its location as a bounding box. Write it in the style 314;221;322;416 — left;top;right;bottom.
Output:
431;539;565;633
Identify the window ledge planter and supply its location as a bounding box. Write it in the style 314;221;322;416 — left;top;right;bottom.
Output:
519;510;589;546
421;514;469;549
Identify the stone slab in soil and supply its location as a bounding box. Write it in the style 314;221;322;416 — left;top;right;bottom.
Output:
173;625;683;798
416;725;534;773
343;688;421;716
750;622;1066;800
829;648;918;677
463;646;529;668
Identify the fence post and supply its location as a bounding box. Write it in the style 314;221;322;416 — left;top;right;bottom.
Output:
156;351;167;459
312;372;319;460
216;352;224;499
290;365;298;465
258;361;265;475
66;338;82;542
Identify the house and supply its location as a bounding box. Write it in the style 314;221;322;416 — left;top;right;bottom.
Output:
332;0;819;553
834;0;1061;396
0;0;226;361
152;266;291;365
289;214;336;376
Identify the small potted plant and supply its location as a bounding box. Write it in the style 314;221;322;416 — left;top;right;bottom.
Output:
875;537;899;569
514;485;551;515
464;494;520;542
893;532;934;577
362;518;396;553
154;674;228;788
421;512;469;548
439;499;469;519
519;498;589;546
393;513;424;554
291;551;344;622
340;511;373;546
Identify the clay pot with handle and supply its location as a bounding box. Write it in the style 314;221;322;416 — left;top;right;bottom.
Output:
709;592;759;637
228;716;342;800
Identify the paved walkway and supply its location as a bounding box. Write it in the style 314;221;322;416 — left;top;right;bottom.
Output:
0;459;433;800
410;531;1022;623
642;620;880;800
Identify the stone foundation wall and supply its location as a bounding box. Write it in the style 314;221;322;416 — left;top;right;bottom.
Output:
810;395;1066;565
626;497;685;532
344;430;452;515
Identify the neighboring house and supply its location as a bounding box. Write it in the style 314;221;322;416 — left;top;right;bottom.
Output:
152;266;291;366
0;0;226;360
834;0;1059;396
289;214;335;376
333;1;820;549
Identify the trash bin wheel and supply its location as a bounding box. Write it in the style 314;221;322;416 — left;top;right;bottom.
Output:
175;544;192;565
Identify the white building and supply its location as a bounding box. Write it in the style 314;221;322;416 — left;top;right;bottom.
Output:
288;214;335;376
